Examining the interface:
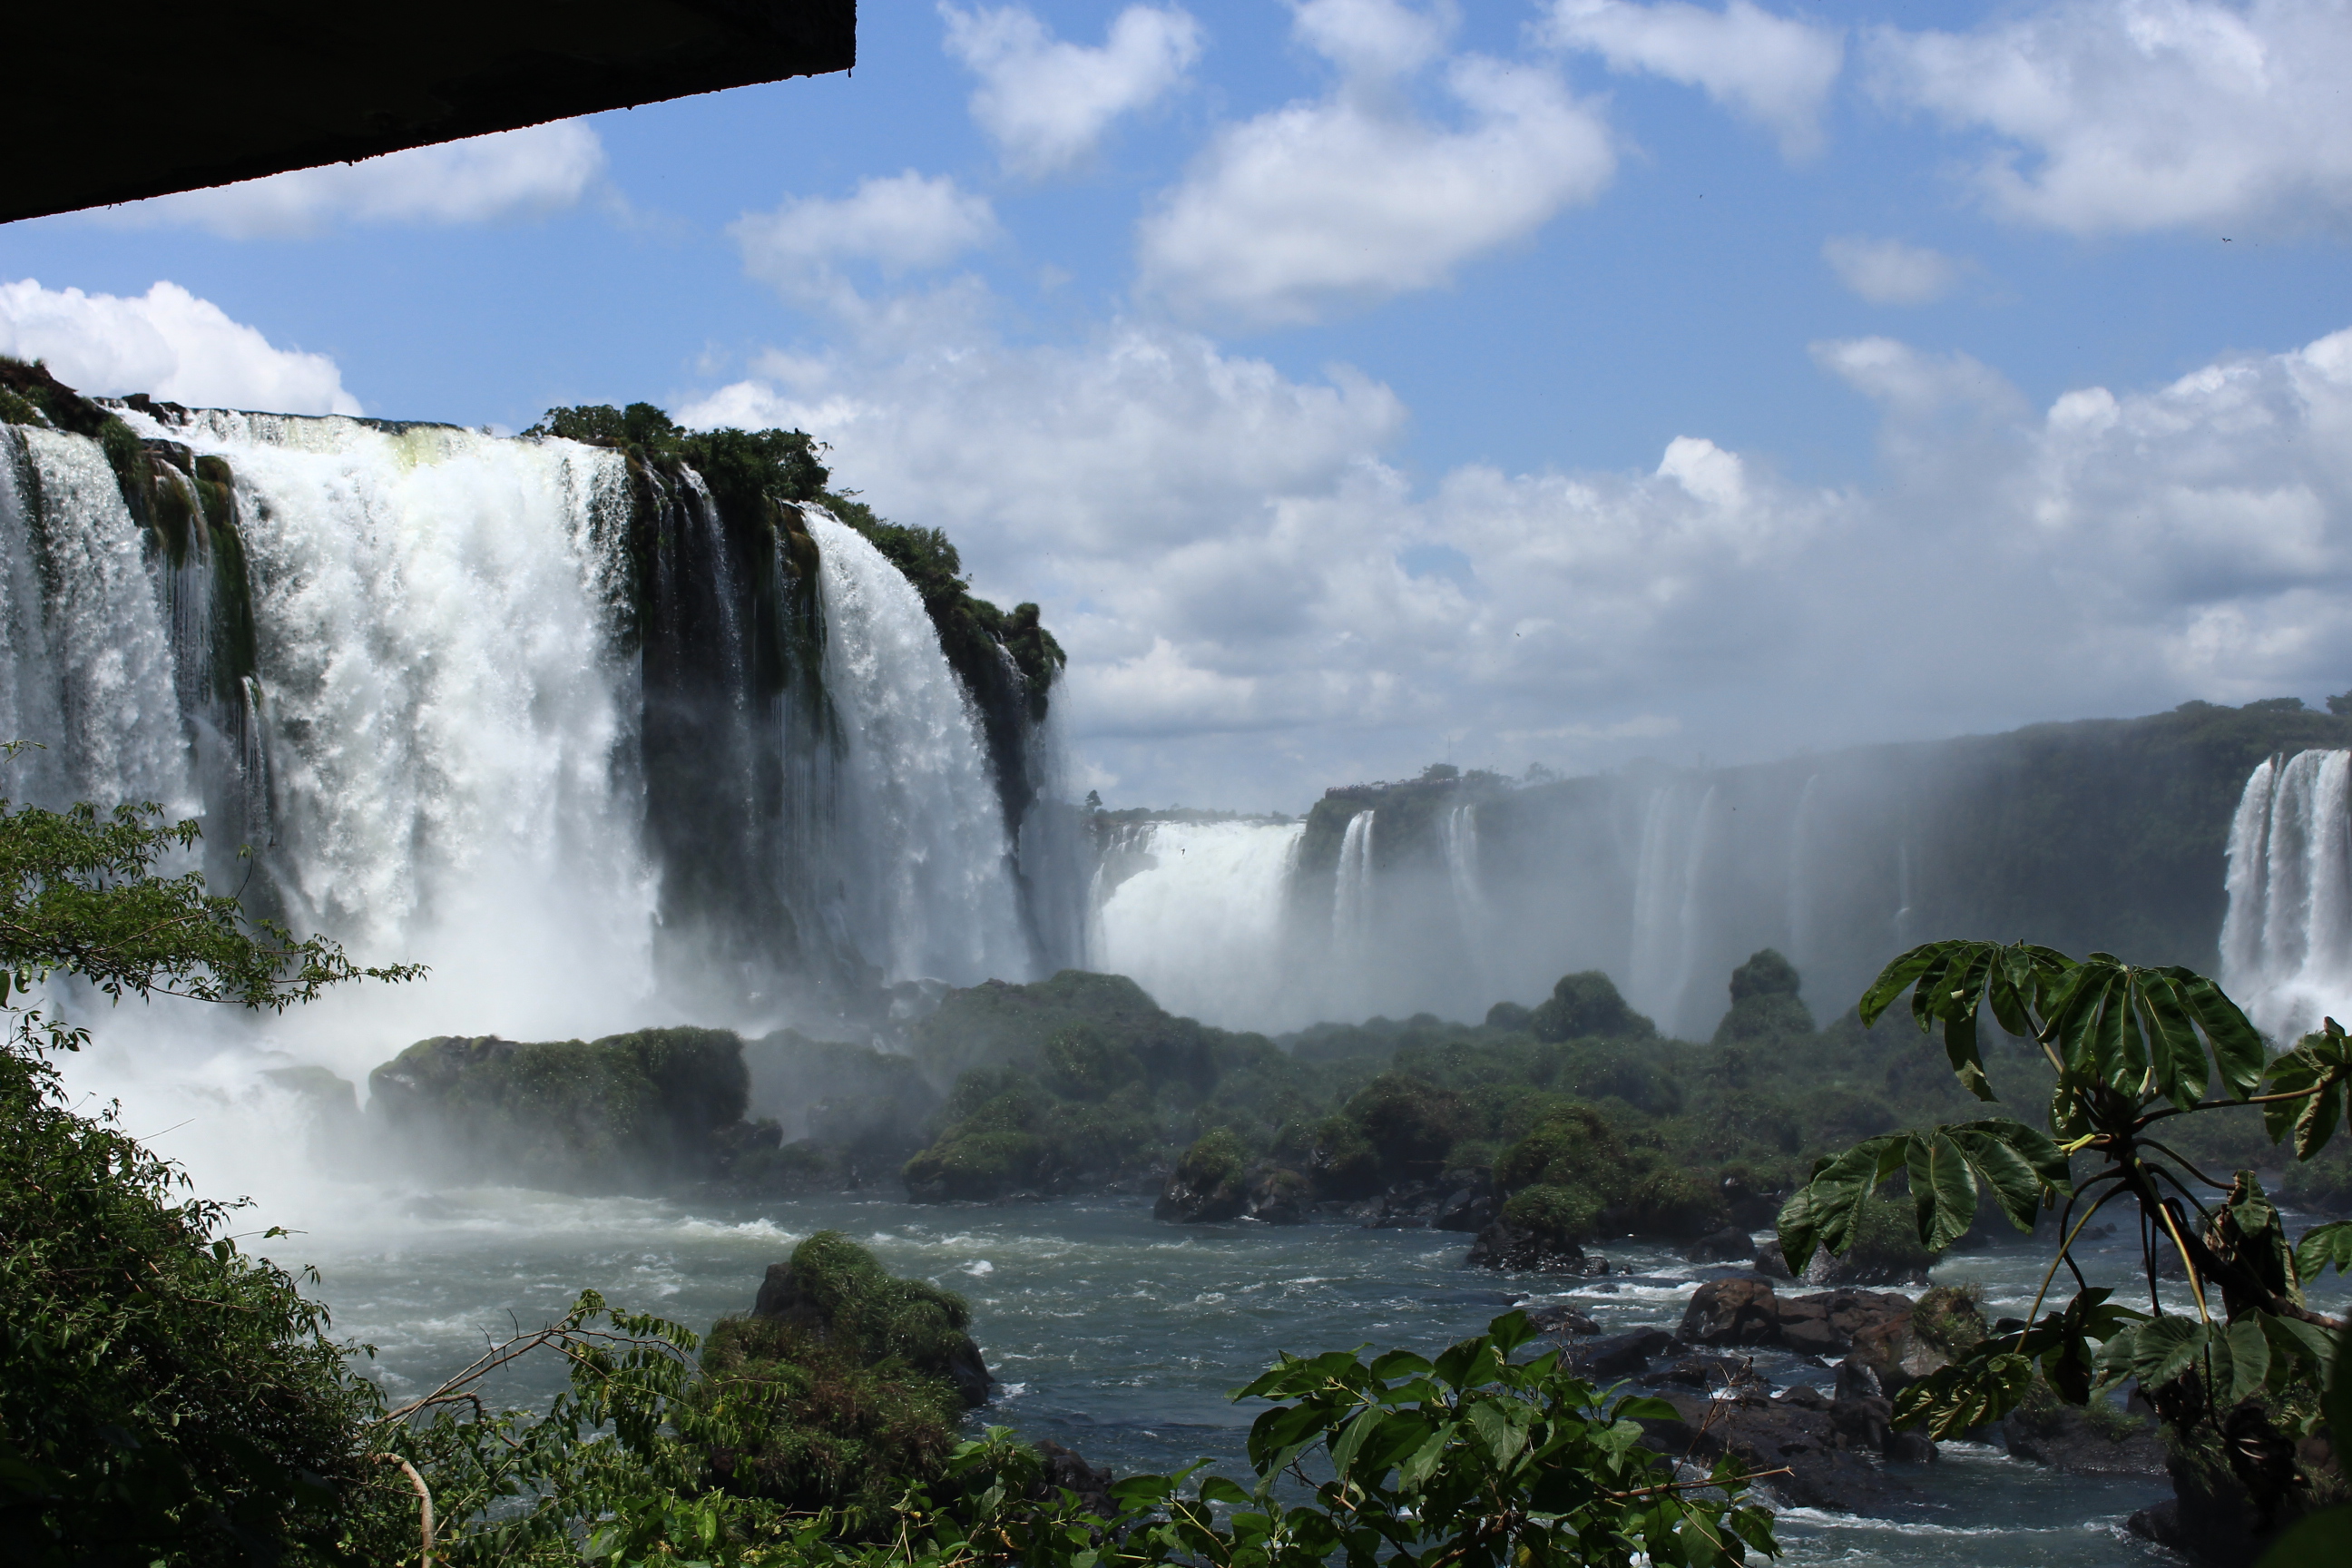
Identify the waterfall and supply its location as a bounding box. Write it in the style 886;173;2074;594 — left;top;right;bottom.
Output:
159;410;659;1037
1627;782;1717;1035
1093;818;1302;1027
1;407;1070;1064
1440;803;1489;982
2221;749;2352;1039
1333;808;1375;948
0;426;191;815
808;512;1030;987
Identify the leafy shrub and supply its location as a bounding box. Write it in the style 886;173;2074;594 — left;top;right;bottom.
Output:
1171;1128;1247;1194
1622;1166;1730;1239
1040;1024;1142;1100
1494;1105;1629;1198
1501;1182;1600;1245
1530;971;1655;1043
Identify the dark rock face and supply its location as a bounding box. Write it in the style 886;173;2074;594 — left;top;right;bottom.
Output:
1465;1220;1608;1275
1363;1170;1495;1231
1683;1226;1758;1263
1034;1441;1114;1519
1520;1303;1602;1337
1656;1353;1766;1393
2002;1400;2166;1476
1562;1328;1674;1379
1245;1166;1308;1224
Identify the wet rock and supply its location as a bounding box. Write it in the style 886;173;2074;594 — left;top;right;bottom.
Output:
1563;1327;1675;1379
1657;1353;1765;1392
1832;1355;1882;1402
1679;1278;1780;1347
1754;1240;1794;1279
1245;1166;1309;1225
1777;1289;1913;1357
1521;1303;1602;1337
1436;1171;1497;1232
2004;1399;2166;1476
1683;1226;1759;1264
1465;1220;1609;1274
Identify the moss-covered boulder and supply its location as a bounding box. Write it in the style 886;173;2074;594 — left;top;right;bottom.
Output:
1155;1130;1247;1222
697;1232;988;1520
366;1027;749;1191
1529;971;1654;1044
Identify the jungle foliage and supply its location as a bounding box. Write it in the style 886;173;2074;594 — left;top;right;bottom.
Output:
1779;938;2352;1550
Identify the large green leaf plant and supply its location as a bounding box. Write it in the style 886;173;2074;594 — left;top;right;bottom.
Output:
1779;940;2350;1451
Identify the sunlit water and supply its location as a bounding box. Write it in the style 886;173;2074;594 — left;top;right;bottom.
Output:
250;1189;2352;1566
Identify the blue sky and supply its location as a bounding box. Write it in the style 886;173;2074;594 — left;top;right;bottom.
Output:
6;1;2352;809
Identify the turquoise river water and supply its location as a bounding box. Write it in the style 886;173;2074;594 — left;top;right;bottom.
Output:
251;1186;2352;1567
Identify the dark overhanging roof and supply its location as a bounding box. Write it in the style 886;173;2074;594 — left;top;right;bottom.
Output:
8;2;856;226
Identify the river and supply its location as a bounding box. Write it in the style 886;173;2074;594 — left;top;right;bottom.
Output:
258;1183;2319;1567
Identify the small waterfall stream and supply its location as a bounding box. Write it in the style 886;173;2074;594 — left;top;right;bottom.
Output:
809;512;1030;987
2221;749;2352;1039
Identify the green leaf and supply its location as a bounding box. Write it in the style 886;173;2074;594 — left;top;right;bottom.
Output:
1907;1132;1979;1252
1858;943;1952;1030
1948;1120;2067;1227
1195;1475;1251;1507
2258;1312;2337;1379
2297;1221;2352;1282
2134;971;2212;1112
2253;1504;2352;1568
2222;1318;2273;1406
2166;967;2268;1101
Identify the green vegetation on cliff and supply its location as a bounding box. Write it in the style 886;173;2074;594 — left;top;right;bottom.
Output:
368;1027;750;1192
901;971;1376;1201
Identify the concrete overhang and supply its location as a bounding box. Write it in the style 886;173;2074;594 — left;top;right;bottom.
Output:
7;2;856;226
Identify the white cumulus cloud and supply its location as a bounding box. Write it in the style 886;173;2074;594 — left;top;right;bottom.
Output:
674;293;2352;808
942;3;1203;175
733;173;1002;299
1866;0;2352;234
0;279;361;415
96;122;606;240
1136;7;1613;328
1542;0;1845;159
1821;234;1965;304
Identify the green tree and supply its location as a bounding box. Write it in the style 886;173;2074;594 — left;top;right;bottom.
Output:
0;747;423;1564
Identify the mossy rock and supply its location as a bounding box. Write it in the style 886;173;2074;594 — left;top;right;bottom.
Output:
365;1027;749;1191
902;1128;1049;1203
1617;1166;1730;1240
697;1232;988;1522
1500;1182;1599;1246
1156;1129;1247;1222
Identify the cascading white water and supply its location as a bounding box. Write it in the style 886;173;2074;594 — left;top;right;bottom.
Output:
1333;808;1375;949
2220;749;2352;1039
1627;782;1718;1035
1093;818;1302;1026
158;411;660;1044
0;426;192;814
808;511;1030;986
1439;803;1489;987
